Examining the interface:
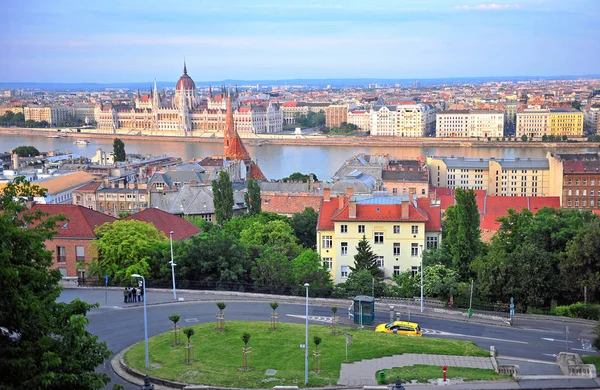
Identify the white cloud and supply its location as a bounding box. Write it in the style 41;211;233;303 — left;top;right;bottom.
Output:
455;3;522;10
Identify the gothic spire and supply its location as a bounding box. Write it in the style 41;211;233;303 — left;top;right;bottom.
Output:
183;59;187;75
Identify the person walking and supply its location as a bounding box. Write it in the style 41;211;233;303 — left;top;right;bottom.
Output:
127;287;132;303
139;286;144;302
131;287;137;303
123;287;128;303
137;286;142;302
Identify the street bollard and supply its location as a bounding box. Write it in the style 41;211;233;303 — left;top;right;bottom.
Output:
395;312;401;321
442;365;447;382
389;306;395;323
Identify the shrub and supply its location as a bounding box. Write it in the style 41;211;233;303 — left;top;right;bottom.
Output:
555;305;570;317
270;301;279;312
556;303;600;320
183;327;195;342
168;313;180;327
216;302;227;313
242;332;251;346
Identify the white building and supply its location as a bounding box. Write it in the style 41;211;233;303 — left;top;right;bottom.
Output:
584;105;600;135
346;110;371;131
516;108;549;139
371;104;434;137
436;110;504;138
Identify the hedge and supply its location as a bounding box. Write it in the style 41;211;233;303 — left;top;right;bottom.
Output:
555;303;600;320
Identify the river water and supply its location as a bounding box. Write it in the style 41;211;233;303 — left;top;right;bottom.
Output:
1;134;597;180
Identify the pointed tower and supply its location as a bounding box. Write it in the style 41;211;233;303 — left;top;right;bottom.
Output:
153;79;159;109
208;85;213;99
223;89;250;161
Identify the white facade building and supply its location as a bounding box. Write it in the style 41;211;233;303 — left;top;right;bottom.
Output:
436;110;504;138
371;104;434;137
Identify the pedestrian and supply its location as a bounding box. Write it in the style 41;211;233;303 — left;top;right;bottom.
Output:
123;287;128;303
137;286;142;302
127;288;132;303
132;287;137;303
139;286;144;302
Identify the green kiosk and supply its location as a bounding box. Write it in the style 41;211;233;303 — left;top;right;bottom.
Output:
353;295;375;326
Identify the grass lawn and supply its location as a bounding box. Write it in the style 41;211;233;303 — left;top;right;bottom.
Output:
124;321;488;388
378;365;508;384
582;356;600;371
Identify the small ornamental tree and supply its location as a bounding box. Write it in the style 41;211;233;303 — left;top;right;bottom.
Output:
242;332;251;346
313;336;323;372
314;335;322;350
241;332;252;369
183;328;195;363
270;301;279;330
183;327;195;344
168;313;181;346
270;301;279;312
216;302;227;313
216;302;227;332
331;306;338;334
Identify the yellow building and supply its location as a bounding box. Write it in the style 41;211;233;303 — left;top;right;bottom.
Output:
317;189;441;283
427;156;551;196
548;108;584;137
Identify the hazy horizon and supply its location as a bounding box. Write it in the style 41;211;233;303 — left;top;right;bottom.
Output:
2;0;599;83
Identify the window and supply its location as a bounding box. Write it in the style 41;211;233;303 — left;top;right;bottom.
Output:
341;266;349;278
374;232;384;244
393;243;400;256
58;268;67;277
341;242;348;256
376;256;384;268
426;236;438;249
75;246;85;262
411;243;419;257
56;246;66;263
411;266;419;277
322;235;332;249
392;188;398;194
393;266;400;276
411;225;419;234
340;224;348;233
393;225;400;234
322;258;332;271
358;225;365;234
422;189;426;195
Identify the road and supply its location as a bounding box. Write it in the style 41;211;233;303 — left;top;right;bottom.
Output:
59;289;599;390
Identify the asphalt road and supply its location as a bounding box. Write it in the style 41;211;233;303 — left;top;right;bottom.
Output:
58;289;600;390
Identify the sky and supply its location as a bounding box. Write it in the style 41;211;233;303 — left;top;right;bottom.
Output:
2;0;599;83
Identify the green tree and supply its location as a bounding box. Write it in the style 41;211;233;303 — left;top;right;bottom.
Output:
12;145;40;157
10;112;25;125
282;172;317;182
521;134;528;142
90;220;166;281
571;101;582;110
112;138;126;162
251;248;294;294
244;178;261;216
441;188;481;280
350;235;381;278
222;212;290;239
240;219;301;259
562;222;600;302
542;134;548;142
339;269;386;297
0;177;111;389
2;110;15;122
176;229;251;290
212;170;234;226
290;249;333;296
290;207;319;249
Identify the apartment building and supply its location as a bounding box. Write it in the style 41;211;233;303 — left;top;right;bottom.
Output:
516;108;549;139
325;104;348;128
346;110;371;131
436;110;504;138
370;104;434;137
280;102;308;125
317;189;441;283
549;108;584;137
548;152;600;210
427;156;550;196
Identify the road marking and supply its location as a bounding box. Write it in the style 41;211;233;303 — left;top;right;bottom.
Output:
542;353;558;358
184;317;199;323
286;314;332;323
422;328;528;344
541;337;574;343
571;348;597;353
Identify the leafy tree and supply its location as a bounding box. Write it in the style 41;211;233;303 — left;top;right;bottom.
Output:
542;134;548;142
562;135;568;141
222;212;290;239
442;188;480;280
562;222;600;302
521;134;528;142
12;145;40;157
90;220;166;281
251;248;294;294
112;138;126;162
117;211;131;218
281;172;318;182
338;269;386;297
240;219;301;259
290;249;333;297
212;170;234;226
241;332;251;346
244;178;261;216
571;101;582;110
349;235;380;278
168;313;180;328
391;270;419;298
183;328;194;343
10;112;25;125
0;177;111;389
2;110;15;122
270;301;279;312
176;229;251;290
313;335;322;350
216;302;227;313
290;207;319;249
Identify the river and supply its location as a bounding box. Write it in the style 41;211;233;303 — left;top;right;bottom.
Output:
1;134;597;180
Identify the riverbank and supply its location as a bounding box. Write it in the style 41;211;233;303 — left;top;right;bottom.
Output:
3;126;599;149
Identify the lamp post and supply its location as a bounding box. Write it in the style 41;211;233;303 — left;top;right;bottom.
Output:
132;273;149;369
420;244;424;313
304;282;309;385
169;231;177;300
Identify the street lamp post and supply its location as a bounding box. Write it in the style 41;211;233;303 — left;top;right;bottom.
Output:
169;231;177;300
132;273;149;369
304;282;309;385
420;244;424;313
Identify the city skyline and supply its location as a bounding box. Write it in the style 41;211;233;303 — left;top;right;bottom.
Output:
2;0;599;83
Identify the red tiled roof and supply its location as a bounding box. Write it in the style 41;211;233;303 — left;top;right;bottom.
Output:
480;214;502;231
439;194;455;211
332;203;428;222
262;194;323;215
248;163;266;180
417;198;441;231
30;204;116;238
317;198;338;231
529;197;560;213
282;102;299;107
73;181;102;193
431;187;454;196
485;196;528;216
124;208;200;241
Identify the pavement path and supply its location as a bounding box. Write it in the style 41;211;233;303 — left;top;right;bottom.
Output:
338;354;495;386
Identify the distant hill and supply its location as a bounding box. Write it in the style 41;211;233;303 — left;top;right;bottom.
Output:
1;75;599;91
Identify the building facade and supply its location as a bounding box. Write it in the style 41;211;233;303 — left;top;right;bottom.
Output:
548;108;584;137
346;110;371;131
325;104;348;128
436;110;504;138
548;152;600;210
370;104;434;137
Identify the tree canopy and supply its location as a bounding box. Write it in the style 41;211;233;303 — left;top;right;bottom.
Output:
290;206;318;249
212;170;234;226
350;235;381;278
112;138;126;162
0;177;111;389
12;145;40;157
244;178;261;216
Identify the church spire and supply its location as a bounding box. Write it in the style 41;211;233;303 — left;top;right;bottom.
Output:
183;59;187;75
208;85;212;99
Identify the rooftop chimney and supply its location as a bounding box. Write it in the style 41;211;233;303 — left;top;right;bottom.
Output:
346;187;354;198
401;199;409;219
349;199;357;219
338;194;345;210
324;187;331;202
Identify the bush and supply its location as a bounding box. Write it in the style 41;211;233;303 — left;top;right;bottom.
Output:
556;303;600;320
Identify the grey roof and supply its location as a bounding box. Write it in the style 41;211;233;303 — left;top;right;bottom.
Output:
382;169;428;182
150;184;246;215
148;170;207;188
170;162;205;172
331;172;377;194
259;181;310;193
443;157;489;169
496;158;549;169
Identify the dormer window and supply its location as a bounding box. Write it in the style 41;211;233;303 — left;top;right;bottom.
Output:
61;222;68;229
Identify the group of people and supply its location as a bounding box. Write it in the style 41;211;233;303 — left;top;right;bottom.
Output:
123;281;144;303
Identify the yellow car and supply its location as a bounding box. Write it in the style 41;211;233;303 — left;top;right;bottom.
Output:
375;321;422;337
